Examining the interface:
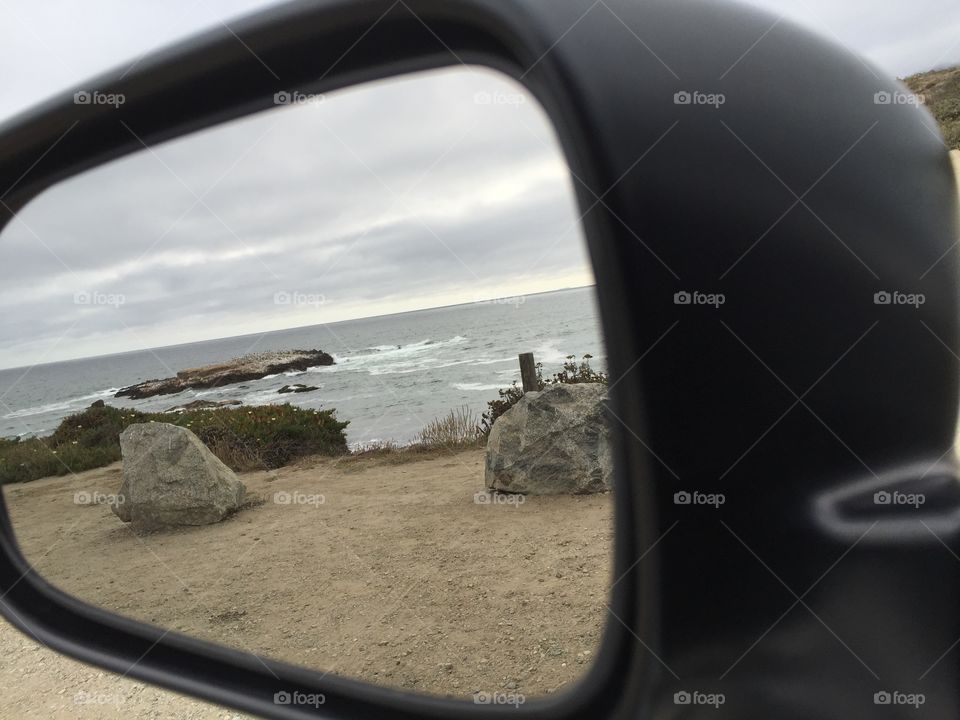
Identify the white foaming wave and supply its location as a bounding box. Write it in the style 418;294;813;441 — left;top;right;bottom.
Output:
369;358;475;376
534;340;568;364
82;388;121;400
475;357;514;365
238;388;312;405
325;336;468;374
367;365;419;376
230;375;328;404
432;358;474;369
3;401;74;419
452;382;506;391
307;362;339;373
3;387;121;419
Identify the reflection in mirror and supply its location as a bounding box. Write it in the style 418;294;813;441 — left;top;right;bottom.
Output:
0;67;612;702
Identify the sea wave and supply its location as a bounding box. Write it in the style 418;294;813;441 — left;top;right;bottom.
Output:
452;382;506;391
0;288;603;443
533;340;568;364
369;358;475;376
237;387;319;405
320;336;468;375
2;387;120;419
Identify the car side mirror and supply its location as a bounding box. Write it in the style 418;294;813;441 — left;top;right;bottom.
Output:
0;0;958;718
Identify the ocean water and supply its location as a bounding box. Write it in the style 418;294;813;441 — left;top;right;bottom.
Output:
0;287;604;445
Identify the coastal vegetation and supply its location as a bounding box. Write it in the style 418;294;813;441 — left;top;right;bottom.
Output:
415;405;483;447
0;403;349;484
904;65;960;150
479;354;608;436
345;406;484;467
0;352;605;483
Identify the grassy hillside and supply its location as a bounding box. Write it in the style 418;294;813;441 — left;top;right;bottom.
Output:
904;66;960;150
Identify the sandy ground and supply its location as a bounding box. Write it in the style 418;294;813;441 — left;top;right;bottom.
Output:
0;448;612;718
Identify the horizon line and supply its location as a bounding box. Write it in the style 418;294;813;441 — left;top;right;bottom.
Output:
0;284;596;373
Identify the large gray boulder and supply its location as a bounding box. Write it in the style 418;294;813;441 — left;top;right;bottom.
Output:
112;423;246;530
485;383;612;495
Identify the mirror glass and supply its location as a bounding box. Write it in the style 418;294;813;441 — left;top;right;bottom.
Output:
0;66;612;703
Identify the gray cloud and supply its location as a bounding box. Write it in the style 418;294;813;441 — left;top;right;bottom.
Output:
737;0;960;76
0;0;956;367
0;63;588;367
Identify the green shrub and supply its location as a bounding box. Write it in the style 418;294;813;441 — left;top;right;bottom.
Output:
169;404;349;470
479;354;607;436
0;403;349;484
479;383;526;437
344;408;483;469
0;437;120;484
414;406;482;448
48;405;149;448
546;353;609;385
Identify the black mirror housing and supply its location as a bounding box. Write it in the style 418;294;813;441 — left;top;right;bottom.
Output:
0;0;957;718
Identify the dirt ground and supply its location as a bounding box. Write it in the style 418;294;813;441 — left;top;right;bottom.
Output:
0;448;612;718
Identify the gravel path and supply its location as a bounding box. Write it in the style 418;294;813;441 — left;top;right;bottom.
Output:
0;618;254;719
1;448;612;716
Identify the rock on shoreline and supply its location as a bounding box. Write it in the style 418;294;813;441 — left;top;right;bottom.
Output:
278;384;319;394
115;350;334;400
485;383;612;495
113;423;246;530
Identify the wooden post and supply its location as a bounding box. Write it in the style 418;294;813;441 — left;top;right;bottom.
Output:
519;352;538;392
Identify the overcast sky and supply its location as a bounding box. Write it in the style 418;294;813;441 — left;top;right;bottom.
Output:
0;0;958;369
